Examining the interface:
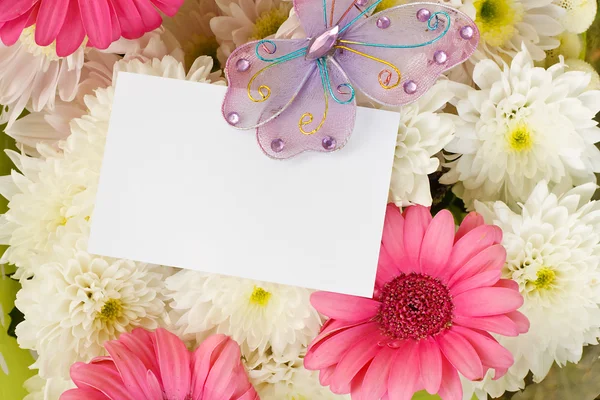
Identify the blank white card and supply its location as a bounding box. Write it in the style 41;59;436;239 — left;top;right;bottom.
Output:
88;72;399;297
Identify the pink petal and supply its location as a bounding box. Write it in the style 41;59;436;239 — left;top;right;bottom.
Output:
118;329;162;386
452;326;513;370
450;270;501;296
436;329;483;381
146;371;164;399
305;322;379;369
60;388;109;400
448;244;506;287
55;0;85;56
191;334;229;399
110;0;145;39
419;210;455;277
153;328;191;400
418;338;442;394
0;6;32;45
439;225;497;282
149;0;183;16
453;314;519;337
388;340;421;400
437;354;463;400
506;311;530;333
376;246;400;289
131;0;162;31
310;291;380;322
454;287;524;317
357;347;396;400
455;212;484;242
203;339;241;400
70;361;135;400
0;0;38;22
106;0;120;41
495;278;519;291
104;340;156;399
78;0;112;49
350;365;370;400
329;335;381;393
381;204;407;266
319;365;337;387
492;225;503;244
34;0;68;45
402;206;432;270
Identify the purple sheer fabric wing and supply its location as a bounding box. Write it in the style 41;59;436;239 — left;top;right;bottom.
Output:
222;39;314;129
336;3;479;106
294;0;379;38
257;58;356;159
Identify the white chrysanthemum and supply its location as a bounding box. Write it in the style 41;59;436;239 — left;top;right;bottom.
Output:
554;0;597;33
246;348;349;400
457;0;564;62
23;375;75;400
441;45;600;209
389;80;456;207
166;269;322;356
210;0;292;62
15;249;169;379
0;28;85;126
472;181;600;397
164;0;222;69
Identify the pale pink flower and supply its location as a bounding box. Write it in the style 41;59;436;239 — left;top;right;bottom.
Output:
0;0;185;55
61;328;259;400
305;205;529;400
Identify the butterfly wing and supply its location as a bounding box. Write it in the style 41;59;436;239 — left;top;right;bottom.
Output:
257;58;356;159
222;38;316;129
335;3;479;106
294;0;380;38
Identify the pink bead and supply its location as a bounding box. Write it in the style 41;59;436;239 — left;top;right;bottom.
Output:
322;136;337;151
305;25;339;60
403;80;417;94
376;16;390;29
416;8;430;22
236;58;250;72
271;138;285;152
460;25;474;40
226;112;240;125
434;50;448;64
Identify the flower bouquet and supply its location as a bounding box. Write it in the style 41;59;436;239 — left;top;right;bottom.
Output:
0;0;599;399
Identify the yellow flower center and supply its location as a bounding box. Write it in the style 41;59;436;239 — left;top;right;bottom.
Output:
473;0;523;46
533;267;556;290
249;286;271;306
183;35;220;72
251;4;291;40
99;299;123;322
507;122;533;152
373;0;408;13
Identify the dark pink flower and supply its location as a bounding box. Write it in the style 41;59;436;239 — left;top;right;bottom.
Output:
305;205;529;400
61;328;258;400
0;0;184;56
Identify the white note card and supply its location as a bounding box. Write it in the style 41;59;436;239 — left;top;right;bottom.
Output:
88;72;399;297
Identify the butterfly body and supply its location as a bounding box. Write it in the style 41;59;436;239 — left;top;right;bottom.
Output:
222;0;479;159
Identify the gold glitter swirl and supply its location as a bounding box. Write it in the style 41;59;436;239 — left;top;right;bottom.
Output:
299;86;329;135
247;64;274;102
335;45;401;89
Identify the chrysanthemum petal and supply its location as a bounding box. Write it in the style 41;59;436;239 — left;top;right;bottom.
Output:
310;291;380;322
454;287;523;317
418;338;442;394
436;329;483;380
420;210;455;277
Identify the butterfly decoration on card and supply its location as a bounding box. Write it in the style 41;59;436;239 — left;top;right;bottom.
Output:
221;0;479;159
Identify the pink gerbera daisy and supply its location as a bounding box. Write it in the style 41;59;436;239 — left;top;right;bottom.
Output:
0;0;184;56
305;205;529;400
60;328;259;400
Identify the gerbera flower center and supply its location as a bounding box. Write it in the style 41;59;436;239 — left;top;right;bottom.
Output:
507;122;533;152
251;4;292;40
473;0;523;46
99;299;124;322
183;35;220;72
377;273;454;340
249;286;271;306
533;267;556;290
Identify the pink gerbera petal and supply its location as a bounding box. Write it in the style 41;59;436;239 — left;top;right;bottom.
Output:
506;310;530;333
453;314;520;337
402;205;432;269
450;270;502;296
436;329;483;381
61;388;110;400
388;340;422;400
328;334;382;393
34;0;69;45
454;287;524;317
55;0;85;56
418;338;443;394
0;0;38;22
310;291;380;322
0;6;33;45
437;353;463;400
154;328;191;400
439;225;497;282
357;347;397;400
69;361;134;400
452;326;514;370
110;0;145;39
454;211;484;242
447;244;506;287
419;210;455;277
131;0;162;31
381;204;407;266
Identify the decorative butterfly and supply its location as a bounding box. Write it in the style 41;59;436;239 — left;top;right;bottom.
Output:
221;0;479;159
